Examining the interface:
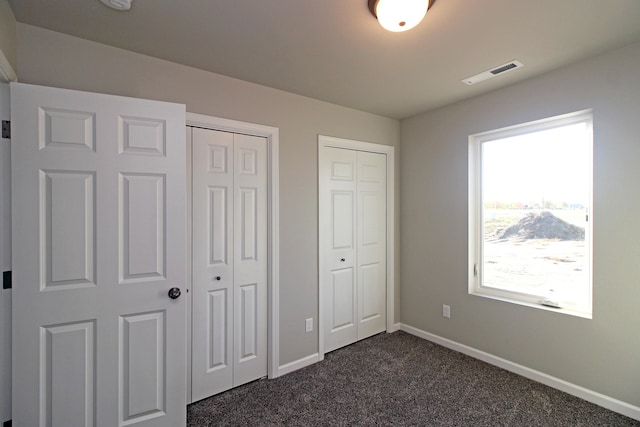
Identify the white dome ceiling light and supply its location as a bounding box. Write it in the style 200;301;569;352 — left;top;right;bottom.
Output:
100;0;133;11
368;0;435;32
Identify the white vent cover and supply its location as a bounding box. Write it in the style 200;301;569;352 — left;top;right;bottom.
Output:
462;60;524;85
100;0;133;11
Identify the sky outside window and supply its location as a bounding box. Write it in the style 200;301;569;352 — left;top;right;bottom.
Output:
482;123;590;208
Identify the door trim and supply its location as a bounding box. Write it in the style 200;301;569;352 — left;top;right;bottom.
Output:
0;82;10;424
186;113;280;385
318;135;395;359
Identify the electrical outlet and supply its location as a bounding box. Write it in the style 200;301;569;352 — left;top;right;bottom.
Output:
442;304;451;319
305;318;313;332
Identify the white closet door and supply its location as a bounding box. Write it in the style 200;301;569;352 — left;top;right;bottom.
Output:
191;128;267;401
321;148;358;353
11;83;187;427
191;128;234;401
321;147;386;353
356;151;387;339
232;133;267;386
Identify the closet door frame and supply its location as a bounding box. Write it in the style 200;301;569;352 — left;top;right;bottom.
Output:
186;113;280;403
318;135;395;359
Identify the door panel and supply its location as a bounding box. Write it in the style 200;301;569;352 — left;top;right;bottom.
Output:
331;268;355;330
232;133;267;387
239;188;257;261
119;116;166;156
332;192;354;249
43;171;96;289
41;107;95;151
361;192;379;246
119;311;165;425
43;320;96;427
191;128;233;401
360;262;381;320
239;283;258;360
12;83;186;427
120;173;166;282
207;289;228;371
321;148;357;352
208;187;228;265
356;151;386;339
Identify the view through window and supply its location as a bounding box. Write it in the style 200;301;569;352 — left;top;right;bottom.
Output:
469;111;593;317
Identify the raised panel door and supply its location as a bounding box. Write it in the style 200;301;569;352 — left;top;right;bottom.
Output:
356;151;387;339
320;146;387;353
320;147;357;353
190;129;267;400
11;83;186;427
191;128;234;401
232;134;267;386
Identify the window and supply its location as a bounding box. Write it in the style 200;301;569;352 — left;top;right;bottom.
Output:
469;110;593;318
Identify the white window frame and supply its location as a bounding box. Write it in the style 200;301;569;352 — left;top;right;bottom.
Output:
468;110;593;318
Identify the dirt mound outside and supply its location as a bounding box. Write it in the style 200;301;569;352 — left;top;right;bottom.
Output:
499;211;585;241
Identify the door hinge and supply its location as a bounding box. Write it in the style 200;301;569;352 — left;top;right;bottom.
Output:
2;271;11;289
1;120;9;139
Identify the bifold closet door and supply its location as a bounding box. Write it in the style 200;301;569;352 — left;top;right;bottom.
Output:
355;151;387;340
321;147;387;353
191;127;267;402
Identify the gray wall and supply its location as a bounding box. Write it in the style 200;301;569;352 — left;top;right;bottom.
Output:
15;24;401;366
401;40;640;407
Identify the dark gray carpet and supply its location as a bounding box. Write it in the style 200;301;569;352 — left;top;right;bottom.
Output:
187;331;639;426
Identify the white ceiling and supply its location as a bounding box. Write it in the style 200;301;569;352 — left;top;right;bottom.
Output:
8;0;640;119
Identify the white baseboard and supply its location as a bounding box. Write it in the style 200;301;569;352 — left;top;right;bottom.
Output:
275;322;401;378
399;323;640;421
277;353;320;377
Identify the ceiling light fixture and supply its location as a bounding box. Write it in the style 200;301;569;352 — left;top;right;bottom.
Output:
368;0;435;32
100;0;133;11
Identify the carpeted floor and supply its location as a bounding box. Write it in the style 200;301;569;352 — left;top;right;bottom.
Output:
187;331;639;426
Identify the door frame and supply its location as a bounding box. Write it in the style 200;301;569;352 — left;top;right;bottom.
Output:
0;82;10;424
186;113;280;402
318;135;395;359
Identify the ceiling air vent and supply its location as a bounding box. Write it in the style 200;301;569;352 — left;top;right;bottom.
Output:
462;60;523;85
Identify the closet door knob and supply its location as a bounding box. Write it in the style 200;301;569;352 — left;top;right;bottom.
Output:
216;276;221;281
340;258;346;262
168;287;181;300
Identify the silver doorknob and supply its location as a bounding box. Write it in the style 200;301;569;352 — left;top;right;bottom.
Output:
168;287;181;299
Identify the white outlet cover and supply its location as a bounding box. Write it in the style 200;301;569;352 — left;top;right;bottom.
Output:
442;305;451;318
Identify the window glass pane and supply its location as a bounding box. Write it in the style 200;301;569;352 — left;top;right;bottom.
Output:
481;122;590;307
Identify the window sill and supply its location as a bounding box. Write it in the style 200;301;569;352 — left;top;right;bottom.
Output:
469;289;592;319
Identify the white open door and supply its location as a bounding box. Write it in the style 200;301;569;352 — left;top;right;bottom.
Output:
11;83;187;427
